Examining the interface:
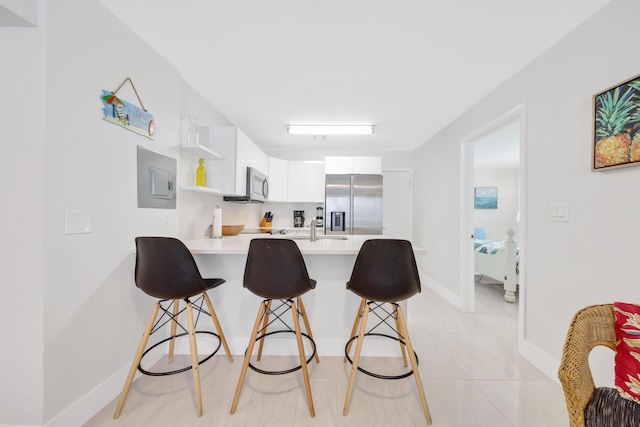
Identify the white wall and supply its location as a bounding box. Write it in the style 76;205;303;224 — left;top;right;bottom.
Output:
414;0;640;378
0;1;45;424
42;0;185;423
474;167;519;240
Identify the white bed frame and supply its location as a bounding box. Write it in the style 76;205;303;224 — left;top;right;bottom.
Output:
474;228;518;303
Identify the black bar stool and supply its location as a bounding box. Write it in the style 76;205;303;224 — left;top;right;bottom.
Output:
343;239;432;424
230;238;319;417
113;237;232;418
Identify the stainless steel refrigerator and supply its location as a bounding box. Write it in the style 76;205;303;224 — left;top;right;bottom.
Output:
325;174;383;235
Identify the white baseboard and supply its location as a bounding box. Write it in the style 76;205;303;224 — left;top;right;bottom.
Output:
422;274;463;310
45;355;162;427
518;338;560;382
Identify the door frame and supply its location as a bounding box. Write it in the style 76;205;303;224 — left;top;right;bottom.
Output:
459;103;527;338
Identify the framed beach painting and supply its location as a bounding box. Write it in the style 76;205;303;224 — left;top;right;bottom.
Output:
593;73;640;171
475;187;498;209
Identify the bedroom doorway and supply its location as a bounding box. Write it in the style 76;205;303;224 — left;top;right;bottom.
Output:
460;104;526;329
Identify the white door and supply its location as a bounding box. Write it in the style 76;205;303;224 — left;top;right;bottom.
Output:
382;170;412;240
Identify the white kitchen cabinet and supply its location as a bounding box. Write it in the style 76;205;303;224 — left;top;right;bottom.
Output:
324;156;381;174
306;162;325;202
287;161;325;202
209;126;269;196
236;129;269;178
324;156;354;174
287;161;307;202
268;157;288;202
353;156;382;174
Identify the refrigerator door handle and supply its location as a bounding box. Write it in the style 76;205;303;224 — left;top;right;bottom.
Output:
349;175;354;234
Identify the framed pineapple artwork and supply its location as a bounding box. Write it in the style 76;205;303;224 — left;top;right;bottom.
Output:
592;73;640;171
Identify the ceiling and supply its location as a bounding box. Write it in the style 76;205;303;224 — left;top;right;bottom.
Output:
98;0;610;154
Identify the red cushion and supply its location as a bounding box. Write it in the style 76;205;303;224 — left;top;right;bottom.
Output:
614;302;640;404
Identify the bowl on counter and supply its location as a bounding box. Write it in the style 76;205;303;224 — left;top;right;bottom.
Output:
222;224;244;236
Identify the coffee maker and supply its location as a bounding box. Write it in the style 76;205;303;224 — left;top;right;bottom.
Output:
293;210;305;228
315;207;323;228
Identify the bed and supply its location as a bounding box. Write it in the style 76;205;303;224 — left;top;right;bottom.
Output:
474;228;519;303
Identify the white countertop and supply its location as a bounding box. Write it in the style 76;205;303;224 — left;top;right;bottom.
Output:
183;234;426;255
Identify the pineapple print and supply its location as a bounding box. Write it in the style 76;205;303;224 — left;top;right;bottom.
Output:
595;134;630;167
631;131;640;162
594;85;639;168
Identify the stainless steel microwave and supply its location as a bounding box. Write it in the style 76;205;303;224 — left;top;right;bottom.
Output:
223;166;269;203
246;167;269;202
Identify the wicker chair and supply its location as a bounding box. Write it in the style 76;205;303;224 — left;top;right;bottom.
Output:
558;304;640;427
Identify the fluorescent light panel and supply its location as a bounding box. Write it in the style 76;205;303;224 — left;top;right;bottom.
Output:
287;124;374;135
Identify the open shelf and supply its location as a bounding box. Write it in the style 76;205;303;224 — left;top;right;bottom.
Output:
180;186;223;195
180;143;223;160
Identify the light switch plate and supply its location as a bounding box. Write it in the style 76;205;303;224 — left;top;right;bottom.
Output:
65;210;93;234
549;203;569;222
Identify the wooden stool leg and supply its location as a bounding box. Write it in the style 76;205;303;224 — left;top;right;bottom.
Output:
291;299;315;417
297;297;320;364
393;303;408;367
168;299;180;364
344;298;366;362
257;299;272;361
230;301;267;414
113;303;160;419
396;305;432;425
185;300;203;417
203;292;233;362
343;301;370;416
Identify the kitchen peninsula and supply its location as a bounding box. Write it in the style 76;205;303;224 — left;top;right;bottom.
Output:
182;235;426;357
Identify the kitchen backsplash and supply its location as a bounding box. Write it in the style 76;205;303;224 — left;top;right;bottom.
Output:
258;202;324;230
179;191;324;239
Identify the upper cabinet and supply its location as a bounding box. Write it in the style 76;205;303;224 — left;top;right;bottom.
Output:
268;158;325;203
268;157;289;202
209;126;269;196
236;129;269;180
305;162;325;202
324;156;382;174
288;161;325;203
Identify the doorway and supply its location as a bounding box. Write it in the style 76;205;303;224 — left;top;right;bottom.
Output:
459;104;526;339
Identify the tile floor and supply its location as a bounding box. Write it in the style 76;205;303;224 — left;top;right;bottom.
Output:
84;283;569;426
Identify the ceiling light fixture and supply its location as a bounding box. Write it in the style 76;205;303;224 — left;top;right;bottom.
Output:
287;124;374;135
